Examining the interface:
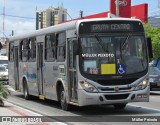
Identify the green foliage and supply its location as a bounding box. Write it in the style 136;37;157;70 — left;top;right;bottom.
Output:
0;82;10;105
143;24;160;61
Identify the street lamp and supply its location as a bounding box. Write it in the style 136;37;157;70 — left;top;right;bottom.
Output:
115;0;120;17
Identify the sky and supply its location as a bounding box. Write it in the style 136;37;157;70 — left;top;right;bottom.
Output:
0;0;159;38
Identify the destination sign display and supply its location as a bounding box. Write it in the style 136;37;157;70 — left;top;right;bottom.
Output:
79;21;144;34
91;24;132;32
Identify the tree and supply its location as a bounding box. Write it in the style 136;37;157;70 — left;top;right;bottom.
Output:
143;23;160;65
0;83;10;106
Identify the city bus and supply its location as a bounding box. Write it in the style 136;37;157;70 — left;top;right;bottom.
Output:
8;18;152;110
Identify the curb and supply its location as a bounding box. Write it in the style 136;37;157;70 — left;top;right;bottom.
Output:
150;91;160;95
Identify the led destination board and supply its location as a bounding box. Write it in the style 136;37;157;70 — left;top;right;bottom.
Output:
79;20;144;34
91;24;131;32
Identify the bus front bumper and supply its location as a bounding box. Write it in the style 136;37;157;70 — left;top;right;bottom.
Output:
77;87;149;106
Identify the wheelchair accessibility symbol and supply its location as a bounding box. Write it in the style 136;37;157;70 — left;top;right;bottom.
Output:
118;64;126;74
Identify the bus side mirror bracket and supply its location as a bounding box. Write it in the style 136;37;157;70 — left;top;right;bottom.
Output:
73;40;79;55
147;37;153;59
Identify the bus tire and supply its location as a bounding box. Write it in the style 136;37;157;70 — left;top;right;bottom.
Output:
23;79;30;100
59;85;70;111
114;103;127;109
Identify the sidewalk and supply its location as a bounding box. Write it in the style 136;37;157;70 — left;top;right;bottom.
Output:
150;91;160;95
0;101;48;125
0;101;66;125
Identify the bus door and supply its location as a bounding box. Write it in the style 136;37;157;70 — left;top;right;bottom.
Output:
14;46;19;90
68;38;78;102
37;43;44;98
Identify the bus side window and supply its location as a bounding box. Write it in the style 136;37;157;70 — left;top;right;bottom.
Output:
22;39;29;62
56;32;66;62
45;33;56;61
9;42;14;62
28;38;36;61
19;41;23;61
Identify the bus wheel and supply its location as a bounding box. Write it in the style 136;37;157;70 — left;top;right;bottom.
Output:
23;80;30;100
60;86;70;111
114;103;127;109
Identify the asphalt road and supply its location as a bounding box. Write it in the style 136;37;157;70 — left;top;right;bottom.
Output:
4;86;160;125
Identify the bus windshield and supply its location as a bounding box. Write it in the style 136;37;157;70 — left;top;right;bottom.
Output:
79;35;147;75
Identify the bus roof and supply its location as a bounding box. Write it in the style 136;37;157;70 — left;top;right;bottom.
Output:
76;17;141;24
9;18;141;41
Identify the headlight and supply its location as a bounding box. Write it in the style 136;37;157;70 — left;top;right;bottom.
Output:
80;80;98;93
134;79;148;90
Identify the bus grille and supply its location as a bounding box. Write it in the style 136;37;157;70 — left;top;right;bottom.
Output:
95;78;138;86
104;94;129;100
100;87;132;91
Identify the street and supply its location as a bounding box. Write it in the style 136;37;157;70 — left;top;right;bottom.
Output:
3;86;160;125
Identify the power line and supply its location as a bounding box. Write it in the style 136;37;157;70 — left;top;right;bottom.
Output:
0;14;35;19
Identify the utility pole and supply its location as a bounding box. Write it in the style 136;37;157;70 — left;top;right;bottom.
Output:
80;10;83;19
12;30;14;36
115;0;120;17
3;0;6;43
158;0;160;16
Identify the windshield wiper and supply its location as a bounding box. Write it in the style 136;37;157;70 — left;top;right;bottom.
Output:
94;35;108;53
121;35;130;49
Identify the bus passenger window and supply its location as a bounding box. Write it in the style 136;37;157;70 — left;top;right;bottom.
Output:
57;32;66;62
28;38;36;61
22;39;29;62
9;42;14;62
19;41;23;61
45;33;56;61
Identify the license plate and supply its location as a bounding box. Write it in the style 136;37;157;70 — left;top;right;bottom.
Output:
137;94;147;98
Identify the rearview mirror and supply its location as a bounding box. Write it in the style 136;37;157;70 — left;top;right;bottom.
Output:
73;40;78;55
147;37;153;59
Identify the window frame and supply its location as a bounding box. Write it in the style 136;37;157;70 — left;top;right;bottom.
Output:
21;39;29;62
56;32;66;62
28;37;36;62
45;33;56;62
9;41;14;62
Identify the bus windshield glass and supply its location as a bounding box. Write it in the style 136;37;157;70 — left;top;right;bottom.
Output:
80;35;147;75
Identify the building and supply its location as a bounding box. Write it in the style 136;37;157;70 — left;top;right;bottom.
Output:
64;0;148;24
36;7;67;30
149;17;160;27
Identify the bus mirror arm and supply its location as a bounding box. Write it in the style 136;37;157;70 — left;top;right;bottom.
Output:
73;42;79;55
147;37;153;59
74;49;79;55
37;62;40;70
